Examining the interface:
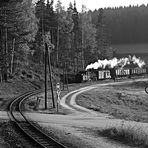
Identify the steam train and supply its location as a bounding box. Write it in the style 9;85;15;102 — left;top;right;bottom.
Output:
82;67;147;81
61;67;148;83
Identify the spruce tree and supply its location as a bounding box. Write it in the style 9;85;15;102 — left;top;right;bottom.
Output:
80;5;97;68
96;8;110;59
0;0;38;80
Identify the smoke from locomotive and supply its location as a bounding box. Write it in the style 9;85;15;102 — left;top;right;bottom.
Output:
61;55;147;83
83;55;147;82
86;55;145;70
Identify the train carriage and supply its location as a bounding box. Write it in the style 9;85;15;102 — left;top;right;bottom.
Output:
98;70;111;80
62;67;148;84
88;67;147;81
116;68;130;77
131;67;147;76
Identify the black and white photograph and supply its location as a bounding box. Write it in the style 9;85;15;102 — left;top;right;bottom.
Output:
0;0;148;147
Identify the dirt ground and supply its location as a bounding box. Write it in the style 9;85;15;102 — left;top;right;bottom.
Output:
1;78;148;148
77;80;148;122
0;78;40;148
25;78;148;148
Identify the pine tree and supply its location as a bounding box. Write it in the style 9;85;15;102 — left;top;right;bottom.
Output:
80;5;97;68
71;1;82;73
33;0;56;64
55;0;73;69
96;8;110;60
32;0;46;64
0;0;38;81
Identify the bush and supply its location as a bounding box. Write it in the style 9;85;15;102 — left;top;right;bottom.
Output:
98;123;148;147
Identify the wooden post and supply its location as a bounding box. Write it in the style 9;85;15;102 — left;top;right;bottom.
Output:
56;82;61;113
44;43;48;110
47;45;55;108
44;32;55;109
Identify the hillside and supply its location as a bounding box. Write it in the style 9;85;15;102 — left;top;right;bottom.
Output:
112;43;148;54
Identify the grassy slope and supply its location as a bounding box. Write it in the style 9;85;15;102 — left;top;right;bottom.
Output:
0;63;47;147
76;81;148;122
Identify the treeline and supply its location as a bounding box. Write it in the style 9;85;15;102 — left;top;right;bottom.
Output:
91;4;148;44
0;0;100;82
0;0;38;81
0;0;148;82
33;1;98;74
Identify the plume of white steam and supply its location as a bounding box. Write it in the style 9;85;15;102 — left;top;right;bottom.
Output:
131;55;145;68
85;55;145;70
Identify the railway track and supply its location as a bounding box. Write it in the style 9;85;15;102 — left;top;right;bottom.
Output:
8;90;67;148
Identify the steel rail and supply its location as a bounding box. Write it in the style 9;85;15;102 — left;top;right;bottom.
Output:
8;90;67;148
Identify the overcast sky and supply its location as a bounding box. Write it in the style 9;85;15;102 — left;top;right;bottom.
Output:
33;0;148;12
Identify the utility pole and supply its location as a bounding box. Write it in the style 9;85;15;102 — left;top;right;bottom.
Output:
41;2;48;110
45;32;55;109
44;42;48;110
47;44;55;108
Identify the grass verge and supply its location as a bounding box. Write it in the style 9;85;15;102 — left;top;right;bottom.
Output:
98;124;148;147
76;80;148;122
1;121;29;148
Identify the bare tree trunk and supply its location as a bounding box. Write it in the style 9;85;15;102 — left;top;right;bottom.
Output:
56;26;59;66
2;32;4;81
0;28;3;82
65;62;69;91
76;52;79;73
81;25;85;71
4;28;8;81
81;48;85;71
10;38;15;75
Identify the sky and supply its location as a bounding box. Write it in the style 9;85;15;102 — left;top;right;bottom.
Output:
58;0;148;11
33;0;148;12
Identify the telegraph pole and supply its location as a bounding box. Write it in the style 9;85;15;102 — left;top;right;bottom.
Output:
45;32;55;108
44;43;48;110
47;44;55;108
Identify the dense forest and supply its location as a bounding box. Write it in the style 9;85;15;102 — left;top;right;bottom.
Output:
0;0;148;82
91;4;148;44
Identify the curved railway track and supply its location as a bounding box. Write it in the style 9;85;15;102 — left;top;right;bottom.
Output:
8;90;67;148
